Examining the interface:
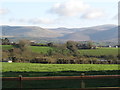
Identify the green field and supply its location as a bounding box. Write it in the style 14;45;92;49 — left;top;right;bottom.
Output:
79;47;118;56
2;62;120;77
1;45;119;56
2;62;119;72
1;45;13;50
2;63;120;89
1;45;52;53
30;46;53;53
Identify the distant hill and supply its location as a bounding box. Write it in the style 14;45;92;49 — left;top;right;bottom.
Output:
1;25;62;38
1;24;118;42
56;24;118;42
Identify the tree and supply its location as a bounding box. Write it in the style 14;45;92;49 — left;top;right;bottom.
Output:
10;39;33;62
86;41;93;49
47;42;54;47
2;38;10;45
2;51;10;61
66;41;79;56
17;40;30;52
66;41;77;51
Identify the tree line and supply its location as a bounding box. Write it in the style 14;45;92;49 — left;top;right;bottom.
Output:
2;39;119;64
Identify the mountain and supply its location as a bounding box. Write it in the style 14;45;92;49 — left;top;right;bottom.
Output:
1;25;62;38
49;27;84;34
89;27;118;41
49;24;116;33
58;32;90;41
1;24;118;42
56;24;118;42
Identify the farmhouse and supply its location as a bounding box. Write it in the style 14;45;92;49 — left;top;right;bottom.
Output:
8;60;12;63
114;46;118;48
108;45;111;48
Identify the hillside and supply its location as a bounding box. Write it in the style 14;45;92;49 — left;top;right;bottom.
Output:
1;24;118;42
57;24;118;41
1;25;62;38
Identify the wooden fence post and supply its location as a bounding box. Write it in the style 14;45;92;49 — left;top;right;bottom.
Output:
81;73;85;88
19;75;22;89
81;80;85;88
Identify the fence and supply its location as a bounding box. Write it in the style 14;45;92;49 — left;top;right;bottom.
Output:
1;75;120;90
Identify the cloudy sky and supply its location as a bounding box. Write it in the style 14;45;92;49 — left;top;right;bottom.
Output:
0;0;118;28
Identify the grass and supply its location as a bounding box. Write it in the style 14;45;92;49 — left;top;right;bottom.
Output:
0;45;13;50
1;45;119;56
1;45;52;54
79;47;118;56
2;63;120;88
1;45;120;89
2;62;120;88
2;62;119;72
2;62;120;77
30;46;53;53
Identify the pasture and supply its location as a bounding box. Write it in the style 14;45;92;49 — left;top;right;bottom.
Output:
1;45;52;53
30;46;53;53
0;45;13;50
1;45;119;56
2;62;120;77
2;62;119;72
79;47;118;56
2;62;120;89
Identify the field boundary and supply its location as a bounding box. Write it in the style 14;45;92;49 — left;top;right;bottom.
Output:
1;75;120;89
2;87;120;90
1;75;120;81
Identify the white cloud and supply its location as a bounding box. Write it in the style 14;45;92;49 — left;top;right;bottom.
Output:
113;15;118;20
28;18;54;24
0;8;9;15
1;0;118;3
82;10;105;19
9;18;54;24
1;0;65;2
50;0;89;16
112;13;118;20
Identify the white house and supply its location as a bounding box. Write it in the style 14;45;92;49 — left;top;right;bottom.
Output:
8;60;12;63
108;45;111;48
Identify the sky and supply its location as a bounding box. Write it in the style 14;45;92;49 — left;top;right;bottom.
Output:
0;0;118;28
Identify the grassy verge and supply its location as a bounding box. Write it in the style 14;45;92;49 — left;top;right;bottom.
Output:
2;62;120;88
2;62;119;72
2;62;120;77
